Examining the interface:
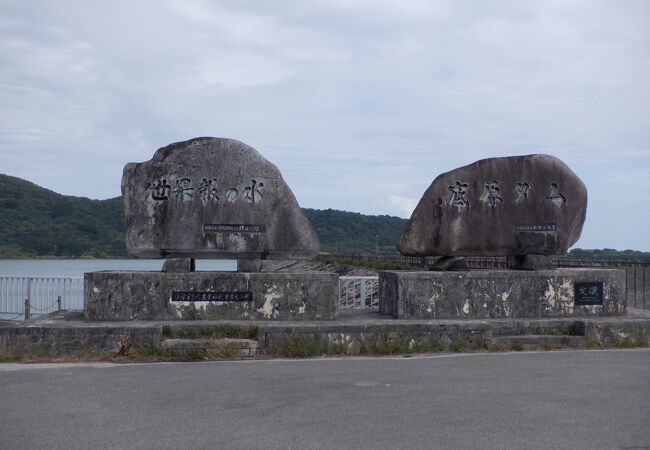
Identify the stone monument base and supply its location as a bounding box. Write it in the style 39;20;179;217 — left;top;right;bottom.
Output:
379;268;625;319
85;271;338;321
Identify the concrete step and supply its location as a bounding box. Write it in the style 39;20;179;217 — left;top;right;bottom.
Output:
493;335;583;350
161;338;259;358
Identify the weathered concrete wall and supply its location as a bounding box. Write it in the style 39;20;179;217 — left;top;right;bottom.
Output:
2;312;649;358
85;271;339;321
626;267;650;310
0;319;160;358
379;269;625;319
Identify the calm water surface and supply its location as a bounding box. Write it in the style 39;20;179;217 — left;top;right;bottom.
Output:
0;259;236;278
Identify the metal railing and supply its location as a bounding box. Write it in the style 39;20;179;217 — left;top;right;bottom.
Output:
0;276;84;320
327;253;650;268
339;276;379;309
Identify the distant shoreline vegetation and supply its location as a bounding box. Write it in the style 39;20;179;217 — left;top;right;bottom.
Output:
1;173;648;261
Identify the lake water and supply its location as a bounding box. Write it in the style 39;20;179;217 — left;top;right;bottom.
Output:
0;259;236;278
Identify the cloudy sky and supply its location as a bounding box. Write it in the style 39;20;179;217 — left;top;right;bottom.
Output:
1;0;649;250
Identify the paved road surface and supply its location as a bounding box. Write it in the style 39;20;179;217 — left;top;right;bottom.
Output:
1;349;649;449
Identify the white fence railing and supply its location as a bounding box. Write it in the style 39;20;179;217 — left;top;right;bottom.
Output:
339;276;379;309
0;276;84;320
0;275;378;320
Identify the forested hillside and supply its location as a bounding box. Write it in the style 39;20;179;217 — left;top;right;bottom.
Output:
0;174;407;257
302;208;406;254
0;173;648;260
0;174;126;257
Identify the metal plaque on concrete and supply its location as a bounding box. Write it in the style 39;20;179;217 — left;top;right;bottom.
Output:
574;282;604;306
171;291;253;302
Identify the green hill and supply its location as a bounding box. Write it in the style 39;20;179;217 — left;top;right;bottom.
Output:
1;173;648;260
0;174;407;257
0;174;125;258
302;208;406;254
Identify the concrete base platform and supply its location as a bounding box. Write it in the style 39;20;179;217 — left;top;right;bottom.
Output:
379;268;625;319
1;309;649;359
84;271;339;321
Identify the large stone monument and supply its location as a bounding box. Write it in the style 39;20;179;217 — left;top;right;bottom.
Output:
122;137;319;260
398;154;587;270
85;137;338;321
380;154;625;319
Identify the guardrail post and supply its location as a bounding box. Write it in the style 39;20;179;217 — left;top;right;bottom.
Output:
57;295;62;311
359;280;366;309
24;298;30;320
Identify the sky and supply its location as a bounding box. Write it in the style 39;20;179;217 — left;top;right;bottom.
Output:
0;0;649;251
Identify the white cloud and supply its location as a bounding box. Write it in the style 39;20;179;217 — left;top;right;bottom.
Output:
388;195;418;219
0;0;649;250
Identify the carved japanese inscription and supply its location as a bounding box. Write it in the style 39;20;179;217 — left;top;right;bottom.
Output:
171;291;253;302
399;154;587;256
447;181;469;207
574;282;603;306
149;177;265;205
481;180;502;207
546;182;567;205
514;182;533;204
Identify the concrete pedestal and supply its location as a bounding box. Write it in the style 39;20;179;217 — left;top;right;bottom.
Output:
379;269;625;319
85;271;339;321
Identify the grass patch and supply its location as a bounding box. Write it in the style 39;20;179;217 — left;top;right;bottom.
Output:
133;343;178;359
132;343;211;361
409;339;439;353
471;335;492;351
203;327;223;340
360;334;408;355
184;349;207;360
582;338;603;349
542;342;564;351
234;325;259;340
328;341;348;355
486;340;508;352
583;336;649;350
510;342;525;351
545;328;565;336
0;354;22;362
450;338;471;352
277;336;318;358
613;336;649;349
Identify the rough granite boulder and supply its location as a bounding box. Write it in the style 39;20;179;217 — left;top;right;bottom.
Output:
398;154;587;256
122;137;319;260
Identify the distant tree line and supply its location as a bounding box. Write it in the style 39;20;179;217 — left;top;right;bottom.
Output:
0;173;647;261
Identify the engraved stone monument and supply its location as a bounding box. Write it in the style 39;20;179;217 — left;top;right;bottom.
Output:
380;154;626;319
85;137;338;321
122;137;319;260
398;154;587;269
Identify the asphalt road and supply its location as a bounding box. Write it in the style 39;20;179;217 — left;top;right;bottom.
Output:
1;349;649;450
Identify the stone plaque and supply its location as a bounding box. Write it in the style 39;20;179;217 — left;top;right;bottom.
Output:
171;291;253;302
574;282;603;305
516;223;557;232
122;137;319;260
203;224;266;233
